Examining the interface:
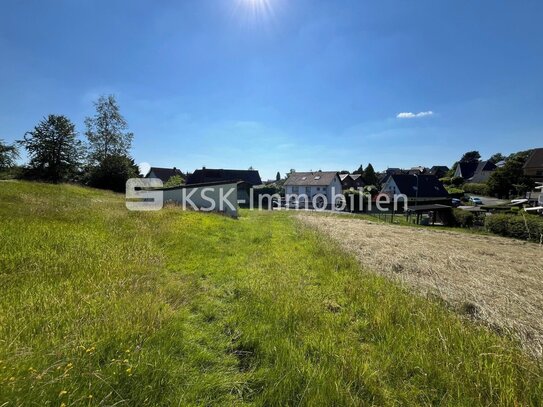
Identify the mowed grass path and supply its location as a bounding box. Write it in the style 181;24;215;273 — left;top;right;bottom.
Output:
0;182;542;406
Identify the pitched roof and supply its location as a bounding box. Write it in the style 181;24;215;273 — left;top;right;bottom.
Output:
428;166;449;175
186;168;262;186
523;148;543;169
470;160;497;182
388;174;449;198
146;167;183;182
456;162;479;179
339;173;363;181
284;171;339;186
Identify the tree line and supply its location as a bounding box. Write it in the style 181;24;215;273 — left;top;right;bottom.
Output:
0;95;138;192
445;149;535;198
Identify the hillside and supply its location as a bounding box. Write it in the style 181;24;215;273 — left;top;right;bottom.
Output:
0;181;542;406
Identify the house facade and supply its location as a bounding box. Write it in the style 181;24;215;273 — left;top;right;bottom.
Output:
284;171;343;208
339;173;364;190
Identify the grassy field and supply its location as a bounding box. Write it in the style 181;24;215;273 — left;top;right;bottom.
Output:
1;181;542;406
299;213;543;357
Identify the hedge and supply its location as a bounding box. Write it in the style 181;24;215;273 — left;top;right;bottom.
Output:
453;209;474;228
463;183;489;196
485;213;543;242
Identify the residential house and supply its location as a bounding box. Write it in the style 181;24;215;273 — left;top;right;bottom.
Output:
145;167;184;183
523;148;543;182
381;174;449;204
284;171;342;208
454;160;496;183
185;168;262;203
408;166;427;175
340;173;365;190
428;166;450;179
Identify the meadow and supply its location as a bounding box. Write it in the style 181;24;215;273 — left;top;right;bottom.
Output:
1;181;542;406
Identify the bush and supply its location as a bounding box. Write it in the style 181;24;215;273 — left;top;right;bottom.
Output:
485;213;543;242
453;209;474;228
343;190;370;212
451;176;464;186
440;177;451;185
463;183;489;196
87;154;139;192
446;186;464;198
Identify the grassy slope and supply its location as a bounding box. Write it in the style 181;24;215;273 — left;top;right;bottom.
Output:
0;181;541;406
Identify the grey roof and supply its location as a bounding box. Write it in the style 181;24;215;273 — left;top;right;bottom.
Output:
284;171;339;186
524;148;543;169
186;168;262;186
388;174;449;198
146;167;183;182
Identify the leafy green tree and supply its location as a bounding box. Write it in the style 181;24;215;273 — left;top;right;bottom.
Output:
0;139;19;170
487;150;534;198
489;153;506;164
87;154;138;192
164;174;184;188
85;95;133;164
363;163;378;186
275;171;281;182
19;115;82;182
459;151;481;163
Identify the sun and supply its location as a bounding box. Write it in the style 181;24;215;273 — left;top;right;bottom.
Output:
233;0;278;25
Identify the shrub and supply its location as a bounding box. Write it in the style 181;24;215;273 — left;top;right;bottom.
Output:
164;175;184;188
453;209;474;228
485;213;543;242
440;177;452;185
86;154;139;192
343;190;370;212
446;186;464;198
463;183;489;196
451;176;464;186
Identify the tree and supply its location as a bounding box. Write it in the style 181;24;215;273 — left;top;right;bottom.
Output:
285;169;295;178
87;154;139;192
489;153;506;164
0;139;19;170
85;95;133;164
164;174;184;188
353;164;364;175
459;151;481;163
363;163;378;186
19;115;82;182
275;171;281;182
487;150;534;198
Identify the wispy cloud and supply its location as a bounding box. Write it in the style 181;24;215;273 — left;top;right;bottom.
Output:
396;111;434;119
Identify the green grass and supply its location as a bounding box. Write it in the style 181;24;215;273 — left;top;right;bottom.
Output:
1;181;542;406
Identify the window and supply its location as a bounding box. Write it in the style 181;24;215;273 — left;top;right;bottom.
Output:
292;186;299;193
314;176;321;180
301;177;307;180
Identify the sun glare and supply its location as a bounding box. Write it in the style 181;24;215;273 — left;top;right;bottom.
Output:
233;0;278;26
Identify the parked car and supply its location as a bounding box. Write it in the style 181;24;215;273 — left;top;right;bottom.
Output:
451;198;461;207
469;197;483;205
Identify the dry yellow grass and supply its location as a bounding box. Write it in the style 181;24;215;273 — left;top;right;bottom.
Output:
298;213;543;357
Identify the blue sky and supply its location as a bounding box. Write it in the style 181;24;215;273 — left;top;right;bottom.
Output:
1;0;542;179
